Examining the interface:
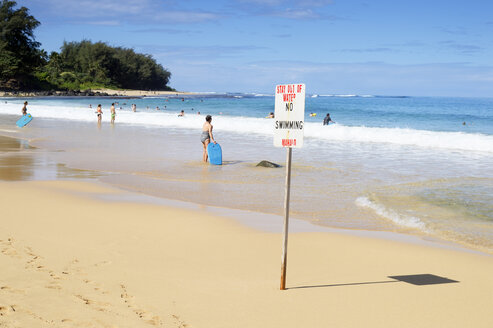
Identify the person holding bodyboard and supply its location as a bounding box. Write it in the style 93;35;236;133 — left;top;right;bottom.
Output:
16;101;33;127
201;115;222;164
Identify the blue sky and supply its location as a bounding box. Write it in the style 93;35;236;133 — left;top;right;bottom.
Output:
18;0;493;96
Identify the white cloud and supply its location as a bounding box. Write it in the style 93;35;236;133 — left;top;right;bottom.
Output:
44;0;148;16
233;0;335;20
237;0;332;8
275;9;319;19
164;59;493;96
27;0;221;23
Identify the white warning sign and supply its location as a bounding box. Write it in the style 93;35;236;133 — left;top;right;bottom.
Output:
274;83;305;148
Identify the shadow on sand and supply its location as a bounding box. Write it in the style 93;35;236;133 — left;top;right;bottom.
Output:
288;274;459;290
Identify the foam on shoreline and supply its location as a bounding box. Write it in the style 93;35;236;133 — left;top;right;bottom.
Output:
2;102;493;153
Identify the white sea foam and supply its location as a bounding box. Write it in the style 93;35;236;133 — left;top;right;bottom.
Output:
2;103;493;153
355;197;427;231
306;124;493;153
318;94;360;97
316;94;375;98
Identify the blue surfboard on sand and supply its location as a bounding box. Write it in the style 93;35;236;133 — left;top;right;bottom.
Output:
16;113;33;127
207;143;222;165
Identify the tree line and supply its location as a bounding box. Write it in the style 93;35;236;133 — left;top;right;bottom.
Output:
0;0;173;91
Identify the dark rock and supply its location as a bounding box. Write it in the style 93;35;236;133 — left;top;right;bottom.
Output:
256;160;281;168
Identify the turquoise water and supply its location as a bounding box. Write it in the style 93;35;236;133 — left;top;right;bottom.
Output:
7;94;493;134
1;94;493;253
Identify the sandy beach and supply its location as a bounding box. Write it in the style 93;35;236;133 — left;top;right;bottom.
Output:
2;0;492;325
0;88;193;98
1;96;493;328
92;89;195;97
1;178;493;327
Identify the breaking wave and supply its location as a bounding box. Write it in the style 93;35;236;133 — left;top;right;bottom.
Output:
2;102;493;153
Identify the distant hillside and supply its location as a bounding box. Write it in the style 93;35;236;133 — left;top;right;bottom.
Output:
0;1;173;92
36;40;174;92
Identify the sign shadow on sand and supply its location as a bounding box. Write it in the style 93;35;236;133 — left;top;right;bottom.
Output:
288;274;459;290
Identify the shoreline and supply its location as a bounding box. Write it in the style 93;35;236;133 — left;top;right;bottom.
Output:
98;181;488;256
0;124;491;257
0;88;194;98
1;132;493;326
0;131;490;259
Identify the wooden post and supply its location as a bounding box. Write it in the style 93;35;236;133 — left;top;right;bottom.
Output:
280;147;292;290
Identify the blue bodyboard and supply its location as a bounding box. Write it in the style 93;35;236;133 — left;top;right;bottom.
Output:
207;143;222;165
16;114;33;127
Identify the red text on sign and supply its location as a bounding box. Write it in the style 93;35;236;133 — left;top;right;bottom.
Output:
283;93;296;102
282;139;297;147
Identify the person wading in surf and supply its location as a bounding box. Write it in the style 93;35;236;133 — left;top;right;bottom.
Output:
201;115;216;162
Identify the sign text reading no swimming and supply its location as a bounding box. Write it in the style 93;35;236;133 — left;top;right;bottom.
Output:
274;83;305;148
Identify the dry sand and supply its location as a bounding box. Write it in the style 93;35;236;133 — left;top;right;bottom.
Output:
1;180;493;327
0;89;193;97
90;89;194;97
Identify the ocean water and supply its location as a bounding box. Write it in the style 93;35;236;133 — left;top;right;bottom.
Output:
1;94;493;253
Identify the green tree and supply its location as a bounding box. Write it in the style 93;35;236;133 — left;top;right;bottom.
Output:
44;40;172;90
0;0;44;88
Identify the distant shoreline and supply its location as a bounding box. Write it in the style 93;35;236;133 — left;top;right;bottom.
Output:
0;88;194;98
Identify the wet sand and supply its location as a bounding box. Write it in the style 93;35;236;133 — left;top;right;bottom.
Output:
3;100;492;255
0;135;102;182
1;135;493;327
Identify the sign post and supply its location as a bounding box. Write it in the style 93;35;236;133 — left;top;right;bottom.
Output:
274;83;305;290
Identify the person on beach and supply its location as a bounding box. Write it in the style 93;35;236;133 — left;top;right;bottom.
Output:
323;113;334;125
110;103;116;124
178;110;185;117
266;112;274;118
132;104;136;112
96;104;103;123
21;101;28;115
201;115;216;162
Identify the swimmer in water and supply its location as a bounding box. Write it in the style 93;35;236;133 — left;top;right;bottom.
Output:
323;113;334;125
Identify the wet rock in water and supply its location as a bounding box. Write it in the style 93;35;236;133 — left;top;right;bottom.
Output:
256;160;281;168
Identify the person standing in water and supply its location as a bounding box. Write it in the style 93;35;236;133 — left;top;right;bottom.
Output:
323;113;334;125
201;115;216;162
110;103;116;124
96;104;103;123
21;101;28;115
